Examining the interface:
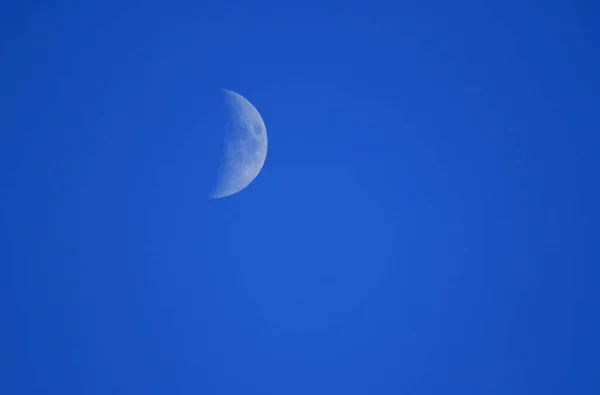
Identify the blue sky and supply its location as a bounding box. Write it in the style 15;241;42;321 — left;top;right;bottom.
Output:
1;0;599;394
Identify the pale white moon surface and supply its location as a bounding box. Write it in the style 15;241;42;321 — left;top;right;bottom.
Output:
209;89;268;199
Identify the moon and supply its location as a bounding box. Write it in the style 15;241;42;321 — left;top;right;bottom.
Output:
209;89;268;199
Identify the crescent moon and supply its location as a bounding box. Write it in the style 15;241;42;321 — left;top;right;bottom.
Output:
209;89;268;199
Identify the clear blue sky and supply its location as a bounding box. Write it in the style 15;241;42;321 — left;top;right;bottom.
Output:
1;0;599;394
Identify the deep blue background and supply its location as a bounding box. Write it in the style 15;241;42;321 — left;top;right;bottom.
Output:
1;1;599;394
